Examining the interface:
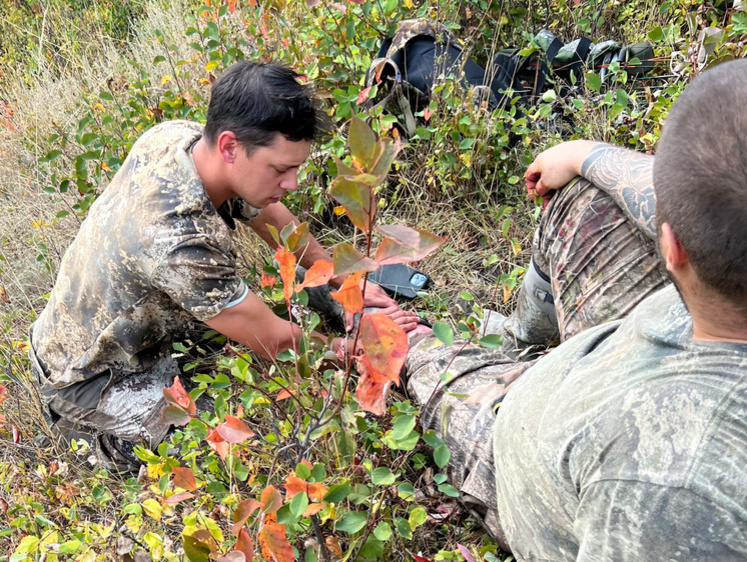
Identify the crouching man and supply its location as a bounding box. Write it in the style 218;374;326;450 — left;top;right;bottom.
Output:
406;59;747;559
29;61;418;470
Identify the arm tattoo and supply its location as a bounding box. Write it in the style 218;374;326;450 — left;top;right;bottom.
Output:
580;145;657;241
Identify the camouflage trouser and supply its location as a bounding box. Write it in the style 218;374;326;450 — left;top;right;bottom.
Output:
405;178;669;541
30;341;175;470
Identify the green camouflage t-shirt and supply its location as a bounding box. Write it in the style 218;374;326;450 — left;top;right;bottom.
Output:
494;285;747;560
31;121;260;388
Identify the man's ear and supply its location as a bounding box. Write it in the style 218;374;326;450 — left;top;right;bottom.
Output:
660;222;689;272
216;131;239;164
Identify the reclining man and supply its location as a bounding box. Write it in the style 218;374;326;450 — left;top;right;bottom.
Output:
406;59;747;559
29;61;419;470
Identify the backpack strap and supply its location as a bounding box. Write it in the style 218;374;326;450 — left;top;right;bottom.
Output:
366;58;419;137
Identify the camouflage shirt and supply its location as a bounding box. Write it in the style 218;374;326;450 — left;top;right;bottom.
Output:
31;121;260;388
494;285;747;560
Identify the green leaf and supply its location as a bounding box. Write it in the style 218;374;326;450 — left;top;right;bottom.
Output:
422;429;444;449
397;482;416;500
324;481;352;503
586;72;602;93
433;444;450;468
432;322;454;346
336;511;367;534
371;467;396;486
408;506;427;530
348;115;377;168
360;536;384;559
289;491;309;518
480;334;503;348
438;483;460;497
392;414;417;441
58;540;82;554
332;243;379;277
373;521;392;541
295;462;311;480
329;177;374;232
395;517;412;540
183;534;211;562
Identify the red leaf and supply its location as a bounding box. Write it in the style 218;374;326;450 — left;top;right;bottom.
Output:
356;86;372;105
166;492;195;504
331;272;364;314
12;424;20;444
414;556;434;562
274;247;297;302
374;225;447;266
163;376;196;416
232;498;261;536
423;107;434;122
355;360;391;416
216;416;255;444
172;466;198;491
360;313;407;385
258;513;294;562
0;385;7;405
261;273;277;288
276;389;293;401
332;243;379;277
295;260;334;293
260;485;283;515
235;528;254;560
307;482;328;502
207;429;230;461
329;177;374;232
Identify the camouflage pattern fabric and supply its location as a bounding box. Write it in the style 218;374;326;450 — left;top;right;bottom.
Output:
406;179;747;558
30;120;260;450
380;19;457;59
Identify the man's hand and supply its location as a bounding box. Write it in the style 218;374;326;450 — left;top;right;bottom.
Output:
525;140;600;208
363;281;397;308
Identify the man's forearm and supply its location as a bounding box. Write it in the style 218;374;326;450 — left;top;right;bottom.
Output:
580;144;657;240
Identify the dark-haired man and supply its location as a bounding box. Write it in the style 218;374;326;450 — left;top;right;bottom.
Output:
29;62;418;469
406;59;747;559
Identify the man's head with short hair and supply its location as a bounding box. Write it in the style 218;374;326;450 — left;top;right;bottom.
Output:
654;59;747;318
203;61;328;152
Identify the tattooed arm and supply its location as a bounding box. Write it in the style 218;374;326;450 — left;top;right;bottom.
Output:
525;140;657;241
580;144;656;240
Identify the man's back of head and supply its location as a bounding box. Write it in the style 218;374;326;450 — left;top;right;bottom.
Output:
203;61;328;152
654;59;747;321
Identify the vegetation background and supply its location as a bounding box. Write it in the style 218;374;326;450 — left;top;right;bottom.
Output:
0;0;744;560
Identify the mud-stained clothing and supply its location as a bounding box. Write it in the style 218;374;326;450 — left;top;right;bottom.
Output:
405;178;747;558
30;121;260;448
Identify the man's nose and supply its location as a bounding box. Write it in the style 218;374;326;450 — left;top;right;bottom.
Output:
280;171;299;192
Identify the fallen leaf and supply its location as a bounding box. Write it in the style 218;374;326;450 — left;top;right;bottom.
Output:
165;492;195;504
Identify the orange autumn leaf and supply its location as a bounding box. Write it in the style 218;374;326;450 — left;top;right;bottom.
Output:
216;415;255;444
274;246;297;302
258;513;294;562
261;272;277;288
234;529;254;560
360;313;407;385
307;482;328;502
260;485;283;515
331;272;363;315
276;389;293;401
232;498;261;536
355;359;392;416
295;260;334;293
303;503;326;517
206;429;230;461
284;474;307;499
172;466;198;491
165;492;195;504
0;385;7;405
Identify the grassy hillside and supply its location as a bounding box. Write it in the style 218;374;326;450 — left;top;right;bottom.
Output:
0;0;744;560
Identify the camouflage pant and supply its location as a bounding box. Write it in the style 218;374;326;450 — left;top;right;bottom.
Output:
405;178;669;541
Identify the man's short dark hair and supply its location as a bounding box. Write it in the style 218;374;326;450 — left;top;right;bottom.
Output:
654;59;747;315
203;61;328;151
